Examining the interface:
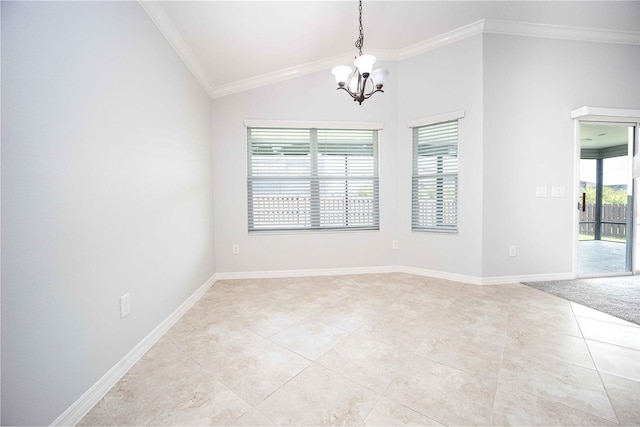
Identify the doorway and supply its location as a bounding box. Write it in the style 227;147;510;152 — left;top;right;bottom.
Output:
577;123;635;277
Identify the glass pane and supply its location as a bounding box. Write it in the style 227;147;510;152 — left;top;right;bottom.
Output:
579;159;596;240
248;127;379;231
601;156;628;243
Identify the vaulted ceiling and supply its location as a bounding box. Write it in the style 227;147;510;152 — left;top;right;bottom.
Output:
142;1;640;97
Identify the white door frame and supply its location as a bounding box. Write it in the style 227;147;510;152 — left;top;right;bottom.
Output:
571;106;640;277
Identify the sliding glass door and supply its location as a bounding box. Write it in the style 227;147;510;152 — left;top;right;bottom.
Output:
578;123;635;276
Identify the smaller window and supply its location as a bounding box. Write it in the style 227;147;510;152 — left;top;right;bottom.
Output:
411;117;460;232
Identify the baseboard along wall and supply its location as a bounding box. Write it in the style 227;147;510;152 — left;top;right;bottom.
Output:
54;265;574;425
52;274;217;427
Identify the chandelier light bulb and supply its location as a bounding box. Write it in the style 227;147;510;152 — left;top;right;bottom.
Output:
354;54;376;76
370;68;389;89
348;75;359;93
331;65;352;86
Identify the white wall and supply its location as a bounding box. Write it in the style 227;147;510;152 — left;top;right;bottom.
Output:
481;34;640;278
3;2;639;423
211;31;640;281
396;35;485;278
1;2;214;425
211;63;399;273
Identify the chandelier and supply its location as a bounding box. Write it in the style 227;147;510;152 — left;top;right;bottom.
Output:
331;0;389;105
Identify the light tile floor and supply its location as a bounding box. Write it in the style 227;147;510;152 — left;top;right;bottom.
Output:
78;273;640;426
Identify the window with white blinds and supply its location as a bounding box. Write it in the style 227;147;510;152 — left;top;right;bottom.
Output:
412;119;459;232
248;127;379;232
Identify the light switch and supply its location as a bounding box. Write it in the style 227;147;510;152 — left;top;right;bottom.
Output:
536;186;547;197
552;186;565;197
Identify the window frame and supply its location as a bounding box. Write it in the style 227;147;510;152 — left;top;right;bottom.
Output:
409;111;464;233
245;120;383;233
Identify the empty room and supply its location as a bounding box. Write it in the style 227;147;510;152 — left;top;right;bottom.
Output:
2;0;640;425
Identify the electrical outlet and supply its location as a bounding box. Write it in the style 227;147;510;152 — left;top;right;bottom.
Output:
232;244;240;255
120;293;131;318
508;245;517;257
392;240;399;250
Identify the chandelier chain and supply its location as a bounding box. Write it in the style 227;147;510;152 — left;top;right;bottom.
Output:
333;0;386;105
354;0;363;56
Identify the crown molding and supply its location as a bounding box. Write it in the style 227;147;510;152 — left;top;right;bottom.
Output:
210;49;398;99
210;20;487;99
138;3;640;100
484;19;640;45
397;20;486;61
211;53;354;99
212;19;639;99
138;0;214;97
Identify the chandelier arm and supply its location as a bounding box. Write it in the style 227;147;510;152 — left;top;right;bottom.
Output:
336;86;357;98
361;77;382;99
357;72;364;95
357;74;366;103
343;67;360;97
335;72;386;102
362;88;384;100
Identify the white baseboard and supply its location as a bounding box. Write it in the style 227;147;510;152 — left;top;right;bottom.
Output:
217;266;577;286
51;266;578;426
480;272;575;285
215;265;397;280
394;266;575;286
51;274;217;427
395;265;484;285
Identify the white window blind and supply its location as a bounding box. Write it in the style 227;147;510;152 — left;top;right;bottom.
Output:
248;127;379;232
412;119;459;232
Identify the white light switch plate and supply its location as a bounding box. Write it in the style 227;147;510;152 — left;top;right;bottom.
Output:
552;186;565;197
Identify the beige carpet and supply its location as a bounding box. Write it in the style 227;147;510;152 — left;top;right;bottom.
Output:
524;275;640;325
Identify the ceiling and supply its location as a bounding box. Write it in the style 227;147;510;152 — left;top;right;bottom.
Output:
581;124;633;150
149;1;640;96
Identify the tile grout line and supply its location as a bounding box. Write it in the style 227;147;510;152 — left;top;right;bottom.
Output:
260;315;397;425
103;400;117;427
488;297;515;426
164;313;293;426
571;302;621;425
163;335;262;426
359;290;462;426
356;285;421;424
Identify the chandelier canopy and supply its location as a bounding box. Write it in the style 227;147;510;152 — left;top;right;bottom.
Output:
331;0;389;105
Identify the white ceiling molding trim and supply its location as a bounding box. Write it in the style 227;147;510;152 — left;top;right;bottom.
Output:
212;53;355;99
212;19;638;99
138;0;214;97
484;19;640;45
397;20;486;61
139;3;640;100
211;50;397;99
210;20;484;99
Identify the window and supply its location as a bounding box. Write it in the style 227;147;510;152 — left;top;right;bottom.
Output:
247;126;379;232
411;114;461;232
